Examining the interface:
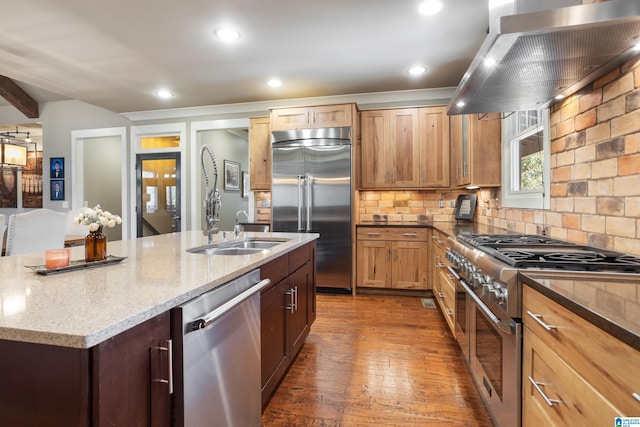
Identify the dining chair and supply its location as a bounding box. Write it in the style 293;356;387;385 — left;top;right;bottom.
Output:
5;209;68;256
66;208;87;236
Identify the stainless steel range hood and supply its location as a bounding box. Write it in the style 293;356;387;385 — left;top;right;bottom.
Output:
447;0;640;115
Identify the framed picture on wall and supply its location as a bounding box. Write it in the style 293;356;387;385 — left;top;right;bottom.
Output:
224;160;240;191
241;171;249;198
50;157;65;178
50;179;65;200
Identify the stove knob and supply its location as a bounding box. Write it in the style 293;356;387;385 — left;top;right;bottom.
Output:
473;272;484;287
495;290;506;306
482;284;492;297
488;287;504;302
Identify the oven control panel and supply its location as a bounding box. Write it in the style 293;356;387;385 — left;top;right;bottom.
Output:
446;249;508;309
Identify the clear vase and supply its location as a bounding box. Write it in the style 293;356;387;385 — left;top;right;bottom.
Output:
85;226;107;262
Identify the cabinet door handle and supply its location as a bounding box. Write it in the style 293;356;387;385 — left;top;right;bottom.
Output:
294;286;298;311
526;310;557;331
438;292;445;299
403;233;417;237
445;308;453;317
528;376;562;407
633;392;640;403
285;288;295;313
152;339;173;394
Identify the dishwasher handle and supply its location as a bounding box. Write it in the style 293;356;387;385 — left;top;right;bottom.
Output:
189;278;271;332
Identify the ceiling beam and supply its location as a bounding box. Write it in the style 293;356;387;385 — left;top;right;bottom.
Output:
0;75;39;118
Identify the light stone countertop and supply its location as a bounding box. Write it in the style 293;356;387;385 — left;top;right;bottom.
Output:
0;231;318;349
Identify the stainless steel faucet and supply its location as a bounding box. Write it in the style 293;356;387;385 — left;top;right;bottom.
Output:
200;145;221;244
234;210;248;237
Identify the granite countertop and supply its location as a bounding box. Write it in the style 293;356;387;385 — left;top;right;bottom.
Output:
0;231;318;349
520;271;640;351
357;220;509;238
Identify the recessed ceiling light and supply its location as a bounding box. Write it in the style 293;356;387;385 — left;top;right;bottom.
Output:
408;66;427;75
155;89;173;99
555;94;565;100
456;101;466;108
418;0;444;16
267;79;282;88
215;28;240;41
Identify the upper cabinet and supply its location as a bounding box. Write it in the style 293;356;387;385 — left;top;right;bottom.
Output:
360;106;449;189
270;104;356;131
249;117;272;191
419;106;450;188
450;114;501;188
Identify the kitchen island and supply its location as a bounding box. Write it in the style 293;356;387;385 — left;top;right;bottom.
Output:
0;230;318;426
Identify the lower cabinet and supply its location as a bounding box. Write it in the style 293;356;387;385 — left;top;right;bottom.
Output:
0;312;172;427
356;227;429;290
260;241;316;408
431;230;455;333
522;286;640;426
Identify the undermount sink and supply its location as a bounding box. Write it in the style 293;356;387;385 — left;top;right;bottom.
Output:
187;238;289;255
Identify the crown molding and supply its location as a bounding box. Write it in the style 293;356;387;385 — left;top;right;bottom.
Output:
121;87;456;122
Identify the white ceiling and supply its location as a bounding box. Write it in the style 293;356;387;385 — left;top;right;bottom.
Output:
0;0;490;114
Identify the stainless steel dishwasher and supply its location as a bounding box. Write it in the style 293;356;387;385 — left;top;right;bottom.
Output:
172;269;270;427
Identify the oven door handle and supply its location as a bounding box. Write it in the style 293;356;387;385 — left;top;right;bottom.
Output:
457;276;515;335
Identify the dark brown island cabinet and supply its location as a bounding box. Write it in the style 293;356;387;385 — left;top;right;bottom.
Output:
0;240;317;426
260;241;317;408
0;312;171;426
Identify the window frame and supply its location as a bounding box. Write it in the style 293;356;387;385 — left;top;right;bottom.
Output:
501;109;550;209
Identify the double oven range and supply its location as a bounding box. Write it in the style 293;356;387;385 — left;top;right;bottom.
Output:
444;233;640;427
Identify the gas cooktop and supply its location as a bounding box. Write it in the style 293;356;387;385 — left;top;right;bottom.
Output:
457;233;640;273
458;233;570;247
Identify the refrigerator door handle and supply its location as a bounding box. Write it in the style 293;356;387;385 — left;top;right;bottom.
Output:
297;175;305;231
305;173;312;232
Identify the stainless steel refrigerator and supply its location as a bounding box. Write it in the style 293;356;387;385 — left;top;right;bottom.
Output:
271;127;352;291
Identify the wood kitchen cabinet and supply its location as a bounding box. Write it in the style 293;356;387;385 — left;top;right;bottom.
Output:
270;103;356;131
0;312;172;427
522;286;640;426
260;241;316;408
356;227;429;290
360;106;449;189
249;116;272;190
431;230;455;333
450;113;501;188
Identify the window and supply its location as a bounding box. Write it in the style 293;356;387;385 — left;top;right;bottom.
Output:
501;109;550;209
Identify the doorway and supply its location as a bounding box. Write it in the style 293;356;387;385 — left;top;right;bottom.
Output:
135;152;181;237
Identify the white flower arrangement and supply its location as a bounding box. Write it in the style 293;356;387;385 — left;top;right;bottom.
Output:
73;205;122;232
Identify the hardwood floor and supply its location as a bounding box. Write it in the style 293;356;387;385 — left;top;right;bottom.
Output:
261;293;495;426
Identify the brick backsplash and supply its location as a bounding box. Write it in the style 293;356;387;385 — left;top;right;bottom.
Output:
477;57;640;257
358;190;472;223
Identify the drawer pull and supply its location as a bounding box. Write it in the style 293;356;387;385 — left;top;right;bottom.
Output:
403;233;417;237
526;311;557;331
366;232;381;237
528;376;562;407
633;392;640;403
438;292;445;299
437;262;446;268
445;308;453;317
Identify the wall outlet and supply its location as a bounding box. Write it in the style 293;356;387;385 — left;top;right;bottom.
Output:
438;199;444;208
536;225;550;236
450;199;455;208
